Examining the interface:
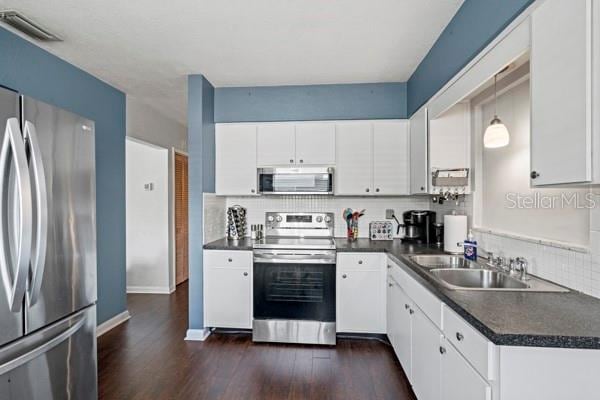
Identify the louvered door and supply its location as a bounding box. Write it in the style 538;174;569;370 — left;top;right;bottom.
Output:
175;153;189;285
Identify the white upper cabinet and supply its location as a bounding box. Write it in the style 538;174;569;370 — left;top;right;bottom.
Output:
335;121;373;195
295;122;336;165
373;120;409;195
256;123;296;166
409;106;429;194
215;123;258;196
531;0;596;185
217;119;409;196
335;120;410;196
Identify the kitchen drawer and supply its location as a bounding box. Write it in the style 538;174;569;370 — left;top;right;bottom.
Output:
443;305;496;380
204;250;252;269
337;253;384;270
391;258;443;329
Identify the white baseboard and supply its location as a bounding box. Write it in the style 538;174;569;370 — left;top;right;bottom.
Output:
127;285;173;294
185;328;211;341
97;310;131;337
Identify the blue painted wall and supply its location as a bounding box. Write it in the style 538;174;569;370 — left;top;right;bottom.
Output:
188;75;215;330
407;0;534;115
0;27;126;324
215;82;407;122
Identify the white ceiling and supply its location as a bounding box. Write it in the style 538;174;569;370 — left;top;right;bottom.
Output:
0;0;463;125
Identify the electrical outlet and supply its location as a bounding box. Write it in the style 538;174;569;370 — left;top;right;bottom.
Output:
385;209;395;219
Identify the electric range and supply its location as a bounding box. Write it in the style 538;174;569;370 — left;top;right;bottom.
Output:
252;212;337;345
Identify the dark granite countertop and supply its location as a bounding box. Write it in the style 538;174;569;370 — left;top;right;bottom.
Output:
204;237;600;349
203;237;255;251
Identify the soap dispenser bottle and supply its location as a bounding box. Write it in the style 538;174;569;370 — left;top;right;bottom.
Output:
464;229;477;261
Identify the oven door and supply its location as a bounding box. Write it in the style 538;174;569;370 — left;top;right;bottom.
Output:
252;250;336;344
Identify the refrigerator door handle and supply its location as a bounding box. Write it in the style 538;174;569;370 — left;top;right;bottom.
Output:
23;121;48;306
0;311;85;375
0;118;33;312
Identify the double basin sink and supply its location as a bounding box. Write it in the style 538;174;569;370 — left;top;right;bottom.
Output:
409;255;568;292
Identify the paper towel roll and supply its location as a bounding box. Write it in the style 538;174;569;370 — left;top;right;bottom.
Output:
444;214;468;254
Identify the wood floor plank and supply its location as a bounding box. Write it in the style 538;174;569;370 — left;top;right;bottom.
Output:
98;282;416;400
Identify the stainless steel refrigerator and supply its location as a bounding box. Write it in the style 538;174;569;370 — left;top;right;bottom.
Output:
0;86;97;399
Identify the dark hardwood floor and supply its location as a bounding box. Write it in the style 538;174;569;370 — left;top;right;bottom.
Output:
98;282;416;400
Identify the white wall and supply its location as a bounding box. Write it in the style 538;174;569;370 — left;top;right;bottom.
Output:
126;138;172;293
127;96;187;151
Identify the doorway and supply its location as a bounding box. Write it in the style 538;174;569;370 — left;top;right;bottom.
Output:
175;152;189;286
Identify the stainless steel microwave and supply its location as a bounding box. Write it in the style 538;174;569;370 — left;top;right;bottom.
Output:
257;167;334;195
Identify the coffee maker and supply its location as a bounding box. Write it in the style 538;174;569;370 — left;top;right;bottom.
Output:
400;210;437;244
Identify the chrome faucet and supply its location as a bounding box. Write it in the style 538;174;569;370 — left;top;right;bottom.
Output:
515;257;529;280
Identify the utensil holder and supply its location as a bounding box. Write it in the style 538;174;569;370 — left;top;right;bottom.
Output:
347;220;359;241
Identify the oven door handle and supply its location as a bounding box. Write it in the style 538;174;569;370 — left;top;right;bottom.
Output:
253;252;336;264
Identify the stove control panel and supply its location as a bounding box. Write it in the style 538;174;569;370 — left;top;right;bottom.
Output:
369;221;393;241
265;212;334;238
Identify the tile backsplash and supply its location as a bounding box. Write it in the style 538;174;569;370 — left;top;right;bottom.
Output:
224;195;430;238
203;194;226;244
208;192;600;298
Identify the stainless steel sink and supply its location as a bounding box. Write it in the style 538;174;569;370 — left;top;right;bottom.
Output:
430;269;529;290
409;255;476;269
409;254;569;292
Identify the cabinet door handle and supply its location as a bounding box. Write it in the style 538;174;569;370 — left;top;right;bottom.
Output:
358;260;363;265
375;188;380;193
342;274;347;279
228;258;233;262
387;264;391;269
243;272;248;276
420;186;425;191
530;171;540;179
299;159;304;163
456;332;464;341
409;309;414;315
439;346;446;355
290;159;294;164
251;189;255;193
388;282;393;287
404;304;410;310
365;188;370;193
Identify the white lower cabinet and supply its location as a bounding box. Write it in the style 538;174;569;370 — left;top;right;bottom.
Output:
387;275;413;380
441;338;492;400
411;307;442;400
337;253;386;333
204;250;252;329
388;257;496;400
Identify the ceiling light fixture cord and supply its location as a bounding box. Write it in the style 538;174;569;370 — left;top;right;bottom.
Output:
494;73;498;117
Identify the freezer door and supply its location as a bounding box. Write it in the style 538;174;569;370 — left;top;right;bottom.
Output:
0;305;97;400
22;97;97;333
0;87;25;347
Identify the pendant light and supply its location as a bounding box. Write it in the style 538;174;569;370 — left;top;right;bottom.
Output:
484;72;510;148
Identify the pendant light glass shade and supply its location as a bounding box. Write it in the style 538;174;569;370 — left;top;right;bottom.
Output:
484;116;510;148
484;73;509;149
